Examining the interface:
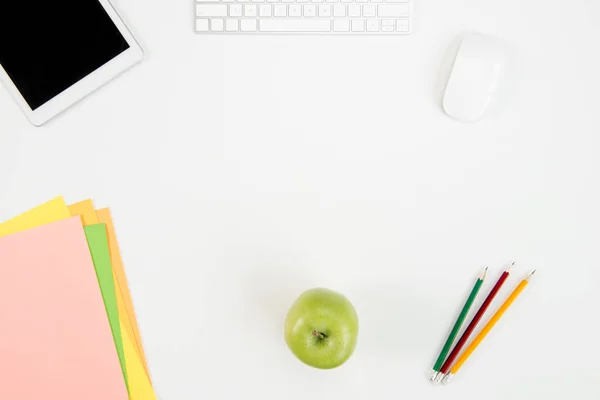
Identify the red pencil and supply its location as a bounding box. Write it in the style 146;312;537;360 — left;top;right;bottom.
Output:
436;262;514;379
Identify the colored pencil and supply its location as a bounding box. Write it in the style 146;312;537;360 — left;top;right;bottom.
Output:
435;262;514;381
429;267;488;382
442;270;536;383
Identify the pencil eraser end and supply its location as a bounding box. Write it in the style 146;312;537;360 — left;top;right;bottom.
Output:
441;373;453;384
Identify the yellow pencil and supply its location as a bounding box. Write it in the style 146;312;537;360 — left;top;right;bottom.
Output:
442;270;536;384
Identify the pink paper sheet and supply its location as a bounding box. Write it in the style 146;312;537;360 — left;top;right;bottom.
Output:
0;217;128;400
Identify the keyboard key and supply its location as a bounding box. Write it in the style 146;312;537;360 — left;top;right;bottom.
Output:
289;4;301;16
311;0;324;3
304;4;316;16
326;0;339;2
274;4;287;16
260;4;272;15
267;0;279;2
252;0;265;3
230;4;243;16
196;18;210;31
237;0;250;3
244;4;257;15
319;5;331;16
197;0;220;2
196;4;228;17
377;4;409;17
260;19;331;31
382;18;394;25
333;4;345;16
282;0;294;2
363;4;375;17
240;19;258;30
226;19;239;31
382;25;394;32
211;18;224;31
396;18;409;32
366;19;379;31
351;19;364;31
348;4;360;16
222;0;234;3
341;0;352;2
333;19;350;31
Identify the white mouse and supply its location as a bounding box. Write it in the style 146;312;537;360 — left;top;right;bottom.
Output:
443;33;508;122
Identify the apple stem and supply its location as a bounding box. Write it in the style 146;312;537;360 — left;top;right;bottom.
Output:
312;330;327;340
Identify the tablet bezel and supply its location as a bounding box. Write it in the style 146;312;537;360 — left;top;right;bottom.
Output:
0;0;144;126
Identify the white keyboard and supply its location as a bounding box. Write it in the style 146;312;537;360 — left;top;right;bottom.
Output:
195;0;412;34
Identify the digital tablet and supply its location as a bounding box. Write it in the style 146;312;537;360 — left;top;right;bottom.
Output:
0;0;144;126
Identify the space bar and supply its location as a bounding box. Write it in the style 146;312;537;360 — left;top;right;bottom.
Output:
260;20;331;32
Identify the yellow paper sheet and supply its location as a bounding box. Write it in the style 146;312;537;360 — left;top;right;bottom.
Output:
0;197;71;237
0;198;155;400
96;208;150;377
121;301;157;400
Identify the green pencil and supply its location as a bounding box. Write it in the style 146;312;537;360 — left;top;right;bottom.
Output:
429;267;487;382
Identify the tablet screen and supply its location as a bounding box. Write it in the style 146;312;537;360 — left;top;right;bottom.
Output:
0;1;130;110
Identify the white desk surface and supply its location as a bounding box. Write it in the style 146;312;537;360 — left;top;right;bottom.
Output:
1;0;599;399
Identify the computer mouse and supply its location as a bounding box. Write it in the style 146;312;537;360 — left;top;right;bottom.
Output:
442;33;508;122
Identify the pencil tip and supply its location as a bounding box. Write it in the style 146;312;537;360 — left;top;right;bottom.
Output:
526;269;536;280
506;261;515;273
480;266;488;280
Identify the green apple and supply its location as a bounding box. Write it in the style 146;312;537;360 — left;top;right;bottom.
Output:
284;288;359;369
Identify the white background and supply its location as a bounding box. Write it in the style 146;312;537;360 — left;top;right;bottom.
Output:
1;0;599;399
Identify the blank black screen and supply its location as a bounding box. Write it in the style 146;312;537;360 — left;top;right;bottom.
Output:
0;0;129;110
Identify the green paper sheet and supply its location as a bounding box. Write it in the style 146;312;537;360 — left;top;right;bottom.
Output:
84;224;128;389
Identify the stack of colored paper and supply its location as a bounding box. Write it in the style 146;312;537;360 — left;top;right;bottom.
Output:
0;197;156;400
